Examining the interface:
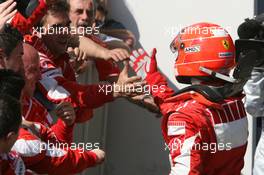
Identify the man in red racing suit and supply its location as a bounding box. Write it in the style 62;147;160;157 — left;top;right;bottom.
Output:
129;23;248;175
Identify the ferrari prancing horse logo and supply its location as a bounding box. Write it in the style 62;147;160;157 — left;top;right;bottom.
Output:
222;40;230;50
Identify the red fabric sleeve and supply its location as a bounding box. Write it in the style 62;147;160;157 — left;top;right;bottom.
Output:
10;0;47;35
38;74;114;109
145;72;175;105
23;97;74;144
31;121;74;145
50;119;74;144
15;129;98;175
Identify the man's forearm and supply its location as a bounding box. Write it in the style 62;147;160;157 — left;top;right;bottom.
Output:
106;40;130;52
70;36;109;60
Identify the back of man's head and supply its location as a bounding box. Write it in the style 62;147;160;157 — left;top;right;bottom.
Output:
0;69;25;100
0;27;23;58
40;0;70;26
0;94;21;139
22;43;39;67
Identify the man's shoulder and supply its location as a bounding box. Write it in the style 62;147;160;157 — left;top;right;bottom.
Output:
163;99;206;117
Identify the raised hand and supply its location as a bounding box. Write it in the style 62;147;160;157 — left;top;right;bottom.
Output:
55;102;76;126
0;0;17;32
113;61;146;98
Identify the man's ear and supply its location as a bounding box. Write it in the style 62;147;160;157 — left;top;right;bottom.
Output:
6;132;18;141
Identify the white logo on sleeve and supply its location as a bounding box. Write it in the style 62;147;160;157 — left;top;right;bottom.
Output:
168;121;186;136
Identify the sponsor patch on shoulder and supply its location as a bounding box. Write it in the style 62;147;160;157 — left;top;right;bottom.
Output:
167;121;186;136
219;52;233;58
184;46;200;53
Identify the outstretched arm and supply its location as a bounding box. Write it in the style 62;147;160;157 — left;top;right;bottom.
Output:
38;59;144;111
129;48;175;106
13;128;104;174
68;36;130;62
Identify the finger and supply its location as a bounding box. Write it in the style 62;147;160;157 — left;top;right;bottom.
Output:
118;50;128;59
1;1;16;17
124;89;144;96
81;52;87;61
77;51;83;61
121;49;130;58
151;48;157;57
74;48;80;57
0;0;14;12
3;9;17;21
133;81;146;87
110;53;119;62
130;95;144;101
114;51;126;61
125;76;142;83
124;83;145;92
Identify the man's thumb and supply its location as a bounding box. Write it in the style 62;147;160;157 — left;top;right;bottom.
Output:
150;48;157;59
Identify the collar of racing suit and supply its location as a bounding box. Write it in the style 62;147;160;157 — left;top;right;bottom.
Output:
164;85;245;110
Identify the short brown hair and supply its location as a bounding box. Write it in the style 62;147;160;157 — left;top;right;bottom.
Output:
0;27;23;58
40;0;70;26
